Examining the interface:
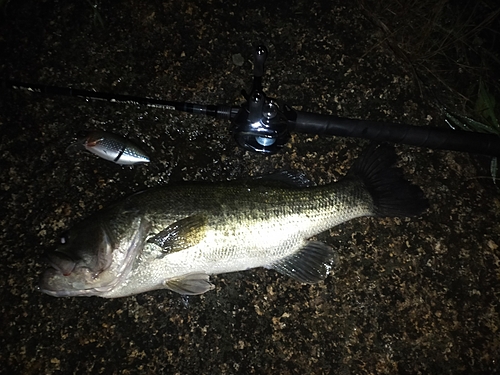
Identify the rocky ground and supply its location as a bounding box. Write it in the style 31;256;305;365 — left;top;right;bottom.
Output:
1;0;499;374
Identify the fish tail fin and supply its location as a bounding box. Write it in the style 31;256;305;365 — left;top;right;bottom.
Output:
347;144;428;217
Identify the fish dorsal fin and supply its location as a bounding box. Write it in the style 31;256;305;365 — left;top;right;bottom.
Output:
253;171;315;188
269;241;337;284
254;171;314;188
148;214;207;254
164;273;215;295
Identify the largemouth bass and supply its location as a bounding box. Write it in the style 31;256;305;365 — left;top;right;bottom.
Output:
39;144;427;298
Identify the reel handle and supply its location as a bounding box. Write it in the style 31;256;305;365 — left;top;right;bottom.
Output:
253;45;268;78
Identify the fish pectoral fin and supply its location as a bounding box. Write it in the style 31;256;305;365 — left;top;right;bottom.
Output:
269;241;337;284
148;214;207;254
164;273;215;295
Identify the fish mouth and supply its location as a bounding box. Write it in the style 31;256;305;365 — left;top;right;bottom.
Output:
38;251;115;297
39;217;148;297
38;267;97;297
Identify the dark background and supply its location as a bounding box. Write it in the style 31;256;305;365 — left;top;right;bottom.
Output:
1;0;499;373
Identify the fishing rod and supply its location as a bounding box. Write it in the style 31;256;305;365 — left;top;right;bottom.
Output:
4;45;500;156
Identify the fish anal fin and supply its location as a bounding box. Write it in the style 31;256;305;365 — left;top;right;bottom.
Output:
269;241;337;284
164;273;214;295
148;214;207;254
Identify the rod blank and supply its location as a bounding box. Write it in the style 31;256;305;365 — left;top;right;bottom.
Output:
292;112;500;157
4;80;237;120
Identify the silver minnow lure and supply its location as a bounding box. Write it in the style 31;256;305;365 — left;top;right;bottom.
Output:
66;130;150;165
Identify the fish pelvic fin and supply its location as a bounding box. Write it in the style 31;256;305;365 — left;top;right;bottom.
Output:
347;144;428;217
164;273;215;295
270;241;337;284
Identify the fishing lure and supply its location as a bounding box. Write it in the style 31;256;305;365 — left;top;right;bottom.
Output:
66;130;150;165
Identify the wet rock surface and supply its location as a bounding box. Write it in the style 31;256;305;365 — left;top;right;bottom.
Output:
1;1;499;374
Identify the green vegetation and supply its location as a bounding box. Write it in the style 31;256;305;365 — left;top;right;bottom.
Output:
443;80;499;184
85;0;105;29
361;0;500;185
